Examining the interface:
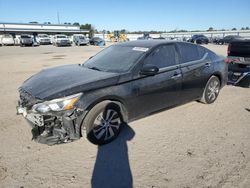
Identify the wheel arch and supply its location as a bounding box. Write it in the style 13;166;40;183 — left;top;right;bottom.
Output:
211;72;222;87
84;97;129;123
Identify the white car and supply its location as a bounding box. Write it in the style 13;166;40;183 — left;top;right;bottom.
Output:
1;34;15;45
37;34;51;45
52;35;71;47
73;34;89;46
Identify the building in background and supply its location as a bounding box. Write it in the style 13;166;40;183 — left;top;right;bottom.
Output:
0;22;89;43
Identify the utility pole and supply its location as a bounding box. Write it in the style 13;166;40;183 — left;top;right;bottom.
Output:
57;12;60;24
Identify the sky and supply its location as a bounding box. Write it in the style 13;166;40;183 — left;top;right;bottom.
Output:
0;0;249;31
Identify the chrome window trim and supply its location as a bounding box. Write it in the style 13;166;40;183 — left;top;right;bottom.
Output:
180;52;208;67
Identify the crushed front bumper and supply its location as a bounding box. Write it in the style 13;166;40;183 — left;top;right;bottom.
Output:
16;104;86;145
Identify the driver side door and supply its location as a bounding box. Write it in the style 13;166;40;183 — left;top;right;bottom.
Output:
130;44;182;119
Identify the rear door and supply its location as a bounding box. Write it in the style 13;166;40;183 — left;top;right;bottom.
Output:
130;44;182;118
177;43;214;102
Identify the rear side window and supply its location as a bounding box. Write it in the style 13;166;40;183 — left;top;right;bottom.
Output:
197;46;206;59
208;50;218;61
178;43;200;63
144;45;177;68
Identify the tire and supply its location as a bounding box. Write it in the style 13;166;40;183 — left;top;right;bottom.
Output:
82;101;124;145
200;76;221;104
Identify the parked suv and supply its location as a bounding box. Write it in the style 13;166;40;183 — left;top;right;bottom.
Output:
189;35;209;44
20;34;33;47
52;35;71;46
1;34;15;45
17;41;227;145
73;34;89;46
37;34;51;45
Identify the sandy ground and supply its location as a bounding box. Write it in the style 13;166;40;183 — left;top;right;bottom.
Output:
0;43;250;188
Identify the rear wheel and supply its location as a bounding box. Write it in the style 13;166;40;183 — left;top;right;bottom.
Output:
200;76;221;104
82;102;123;145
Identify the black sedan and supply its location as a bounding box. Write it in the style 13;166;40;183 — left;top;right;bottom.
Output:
17;41;228;145
217;35;244;45
89;37;105;46
189;35;209;44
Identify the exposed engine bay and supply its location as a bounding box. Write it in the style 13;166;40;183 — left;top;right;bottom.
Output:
17;89;85;145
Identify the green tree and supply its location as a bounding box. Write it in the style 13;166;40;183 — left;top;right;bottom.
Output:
80;24;95;38
232;28;237;31
73;22;80;26
120;29;126;34
208;27;214;31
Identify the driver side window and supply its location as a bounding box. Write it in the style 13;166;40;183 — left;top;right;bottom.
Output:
144;45;177;69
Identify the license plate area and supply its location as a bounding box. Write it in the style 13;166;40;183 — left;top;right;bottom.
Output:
17;106;44;126
26;113;44;127
16;106;27;116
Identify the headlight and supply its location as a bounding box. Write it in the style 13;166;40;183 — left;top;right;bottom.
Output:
33;93;82;113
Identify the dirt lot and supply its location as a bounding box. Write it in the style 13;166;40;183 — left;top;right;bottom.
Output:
0;43;250;188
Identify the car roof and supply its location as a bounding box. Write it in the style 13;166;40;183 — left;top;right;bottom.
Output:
117;40;183;48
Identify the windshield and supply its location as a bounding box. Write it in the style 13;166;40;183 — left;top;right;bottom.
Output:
57;36;67;39
3;35;12;38
38;34;48;37
79;36;85;39
83;45;146;73
21;35;31;38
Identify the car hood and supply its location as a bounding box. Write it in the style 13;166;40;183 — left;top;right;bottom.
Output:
21;64;120;100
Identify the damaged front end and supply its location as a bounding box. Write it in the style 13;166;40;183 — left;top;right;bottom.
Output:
17;89;86;145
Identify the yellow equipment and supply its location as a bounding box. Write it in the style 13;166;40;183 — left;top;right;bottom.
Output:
108;31;129;42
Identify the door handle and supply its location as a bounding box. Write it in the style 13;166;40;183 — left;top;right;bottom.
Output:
171;73;182;79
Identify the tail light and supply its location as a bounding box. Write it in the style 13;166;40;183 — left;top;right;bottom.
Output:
224;58;231;63
227;44;231;56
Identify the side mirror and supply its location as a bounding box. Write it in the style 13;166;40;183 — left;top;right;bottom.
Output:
140;64;159;76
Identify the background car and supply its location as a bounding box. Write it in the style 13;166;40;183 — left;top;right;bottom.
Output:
188;35;209;44
89;37;105;46
217;35;244;44
1;34;15;46
37;34;51;45
20;34;33;47
227;39;250;87
73;34;89;46
137;33;152;40
52;35;71;47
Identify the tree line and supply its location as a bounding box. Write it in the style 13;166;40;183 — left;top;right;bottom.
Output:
28;21;250;35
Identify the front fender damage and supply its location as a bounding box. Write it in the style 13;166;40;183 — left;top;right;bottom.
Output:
29;109;86;145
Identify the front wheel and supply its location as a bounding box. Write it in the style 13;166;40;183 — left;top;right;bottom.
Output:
200;76;221;104
82;102;123;145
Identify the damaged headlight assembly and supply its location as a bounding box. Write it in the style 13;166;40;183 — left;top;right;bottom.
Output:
32;93;83;113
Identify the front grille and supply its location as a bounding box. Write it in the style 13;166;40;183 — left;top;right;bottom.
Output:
60;40;69;43
19;89;39;109
41;39;50;42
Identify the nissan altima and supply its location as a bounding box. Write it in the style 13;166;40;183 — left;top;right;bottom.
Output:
17;40;228;145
